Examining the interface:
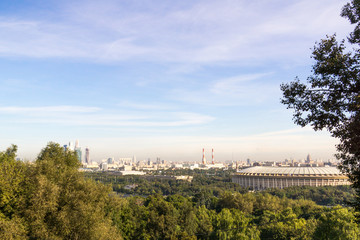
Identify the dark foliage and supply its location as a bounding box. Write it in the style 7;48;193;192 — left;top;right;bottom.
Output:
280;0;360;211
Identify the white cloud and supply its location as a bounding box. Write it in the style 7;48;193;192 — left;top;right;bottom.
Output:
0;0;347;162
0;0;352;64
117;101;174;110
0;105;214;127
169;72;278;106
211;72;273;95
0;106;100;113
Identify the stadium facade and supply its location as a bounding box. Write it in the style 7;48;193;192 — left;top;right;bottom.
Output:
232;166;350;190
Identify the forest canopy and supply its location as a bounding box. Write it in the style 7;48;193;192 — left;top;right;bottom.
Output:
0;143;359;240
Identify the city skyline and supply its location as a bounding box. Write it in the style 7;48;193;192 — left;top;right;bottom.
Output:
63;138;337;165
29;139;340;163
0;0;350;161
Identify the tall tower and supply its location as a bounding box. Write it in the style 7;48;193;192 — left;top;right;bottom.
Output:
85;147;90;164
202;148;206;164
68;142;74;151
75;148;82;163
212;148;215;164
74;140;82;163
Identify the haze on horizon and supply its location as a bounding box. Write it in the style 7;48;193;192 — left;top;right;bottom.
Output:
0;0;351;162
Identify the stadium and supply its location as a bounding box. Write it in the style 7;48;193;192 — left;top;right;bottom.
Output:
232;166;350;190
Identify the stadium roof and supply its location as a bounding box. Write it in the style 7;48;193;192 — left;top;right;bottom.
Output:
237;166;344;176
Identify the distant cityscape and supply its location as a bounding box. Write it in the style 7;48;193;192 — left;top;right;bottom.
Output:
57;140;341;175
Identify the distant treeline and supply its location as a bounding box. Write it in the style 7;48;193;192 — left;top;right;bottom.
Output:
86;169;356;206
1;143;359;240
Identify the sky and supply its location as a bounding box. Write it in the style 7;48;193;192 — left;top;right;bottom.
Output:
0;0;353;162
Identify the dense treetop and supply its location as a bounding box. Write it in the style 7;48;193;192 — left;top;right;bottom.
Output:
0;143;359;239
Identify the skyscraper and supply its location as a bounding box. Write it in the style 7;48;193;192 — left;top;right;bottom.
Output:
68;141;74;151
74;139;82;163
75;147;82;163
306;154;312;163
85;147;90;164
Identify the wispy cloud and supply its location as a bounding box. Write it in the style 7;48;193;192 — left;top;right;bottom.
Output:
117;101;174;111
147;127;322;144
0;106;100;113
0;0;348;161
211;72;273;95
169;72;277;106
0;0;351;64
0;105;214;127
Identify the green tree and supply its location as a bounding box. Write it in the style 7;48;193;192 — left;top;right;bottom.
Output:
259;208;316;240
20;142;122;240
0;145;28;239
166;195;198;237
108;196;149;240
0;216;27;240
195;206;214;239
0;145;26;218
212;208;260;240
217;192;255;214
253;193;284;215
280;0;360;195
144;194;180;239
313;206;360;240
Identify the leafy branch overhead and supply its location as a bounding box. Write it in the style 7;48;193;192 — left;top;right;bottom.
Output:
280;1;360;192
281;35;359;134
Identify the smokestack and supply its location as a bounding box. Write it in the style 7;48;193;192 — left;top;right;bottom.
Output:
212;148;214;164
202;148;206;164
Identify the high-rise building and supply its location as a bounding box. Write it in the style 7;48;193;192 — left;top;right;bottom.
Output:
100;162;108;171
68;142;74;151
85;147;90;164
74;139;82;163
75;139;79;149
306;154;312;163
75;148;82;163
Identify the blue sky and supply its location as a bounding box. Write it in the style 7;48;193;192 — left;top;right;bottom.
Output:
0;0;352;162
